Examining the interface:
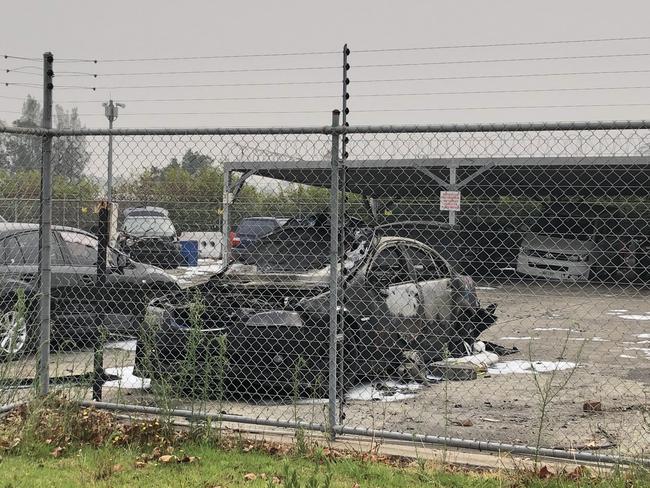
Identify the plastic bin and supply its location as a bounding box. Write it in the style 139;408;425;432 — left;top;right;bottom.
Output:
179;240;199;267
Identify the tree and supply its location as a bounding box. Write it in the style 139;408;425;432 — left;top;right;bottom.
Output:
0;95;90;179
52;105;90;179
181;149;214;175
2;96;42;172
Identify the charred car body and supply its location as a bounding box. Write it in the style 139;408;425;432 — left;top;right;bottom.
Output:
117;207;183;269
135;216;497;396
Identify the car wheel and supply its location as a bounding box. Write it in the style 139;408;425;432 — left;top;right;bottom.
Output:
0;307;34;361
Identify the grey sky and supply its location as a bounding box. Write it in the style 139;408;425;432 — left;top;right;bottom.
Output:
2;0;650;129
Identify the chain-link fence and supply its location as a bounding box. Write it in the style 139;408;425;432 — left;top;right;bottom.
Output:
0;120;648;463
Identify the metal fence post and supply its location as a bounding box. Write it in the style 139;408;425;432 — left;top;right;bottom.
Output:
328;110;341;438
221;163;232;266
92;202;110;401
38;52;54;396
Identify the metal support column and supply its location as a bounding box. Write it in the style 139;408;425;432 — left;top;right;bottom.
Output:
328;110;341;438
221;164;232;266
38;52;54;396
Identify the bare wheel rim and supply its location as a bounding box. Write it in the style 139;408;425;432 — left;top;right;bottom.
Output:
0;310;27;355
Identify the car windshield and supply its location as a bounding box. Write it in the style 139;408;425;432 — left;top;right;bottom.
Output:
123;216;176;237
530;217;596;241
236;218;279;237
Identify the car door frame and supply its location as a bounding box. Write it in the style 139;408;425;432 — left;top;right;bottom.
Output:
401;242;455;323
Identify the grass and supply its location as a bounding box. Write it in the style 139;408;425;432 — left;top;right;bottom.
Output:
2;440;648;488
0;397;648;488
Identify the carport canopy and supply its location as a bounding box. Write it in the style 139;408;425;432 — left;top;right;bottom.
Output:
226;156;650;199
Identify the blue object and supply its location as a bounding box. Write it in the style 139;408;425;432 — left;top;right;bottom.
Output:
180;240;199;267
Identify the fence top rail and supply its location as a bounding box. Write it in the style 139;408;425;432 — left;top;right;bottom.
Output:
0;125;50;136
3;119;650;137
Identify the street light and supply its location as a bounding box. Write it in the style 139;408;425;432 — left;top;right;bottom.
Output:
102;100;125;202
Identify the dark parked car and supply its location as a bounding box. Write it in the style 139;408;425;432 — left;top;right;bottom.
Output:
230;216;288;264
0;223;180;360
135;218;497;396
117;207;183;269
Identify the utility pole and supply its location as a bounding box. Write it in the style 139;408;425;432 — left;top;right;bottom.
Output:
103;100;125;202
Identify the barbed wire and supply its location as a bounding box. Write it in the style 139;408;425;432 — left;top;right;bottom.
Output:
50;52;650;80
46;102;650;117
352;69;650;84
354;35;650;53
1;54;40;62
48;85;650;105
43;34;650;63
354;52;650;70
55;50;341;64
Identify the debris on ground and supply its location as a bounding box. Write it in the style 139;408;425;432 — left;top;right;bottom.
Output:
583;401;602;412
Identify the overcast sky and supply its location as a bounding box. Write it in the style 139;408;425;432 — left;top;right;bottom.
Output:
2;0;650;129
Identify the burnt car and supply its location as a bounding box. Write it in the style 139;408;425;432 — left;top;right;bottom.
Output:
0;223;180;360
135;218;496;396
117;207;183;269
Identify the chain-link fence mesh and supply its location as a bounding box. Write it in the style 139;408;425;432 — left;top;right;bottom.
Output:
0;122;648;461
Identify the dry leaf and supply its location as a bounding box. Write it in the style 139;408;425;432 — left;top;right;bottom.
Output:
159;454;177;463
583;401;602;412
538;465;553;479
51;447;65;458
112;464;124;473
566;465;588;480
244;472;257;481
272;477;281;485
134;461;147;469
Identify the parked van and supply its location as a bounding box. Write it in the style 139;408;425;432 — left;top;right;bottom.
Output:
516;203;625;282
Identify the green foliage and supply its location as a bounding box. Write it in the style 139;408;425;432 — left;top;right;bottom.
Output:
113;153;339;230
0;95;90;179
0;169;99;200
181;149;214;175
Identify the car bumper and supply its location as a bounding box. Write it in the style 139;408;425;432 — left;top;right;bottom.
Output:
516;253;590;281
134;323;328;393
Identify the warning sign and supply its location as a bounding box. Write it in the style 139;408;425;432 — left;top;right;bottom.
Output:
440;191;461;211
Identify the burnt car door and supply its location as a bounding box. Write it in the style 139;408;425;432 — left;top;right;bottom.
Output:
402;245;453;322
402;244;456;359
346;243;423;374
